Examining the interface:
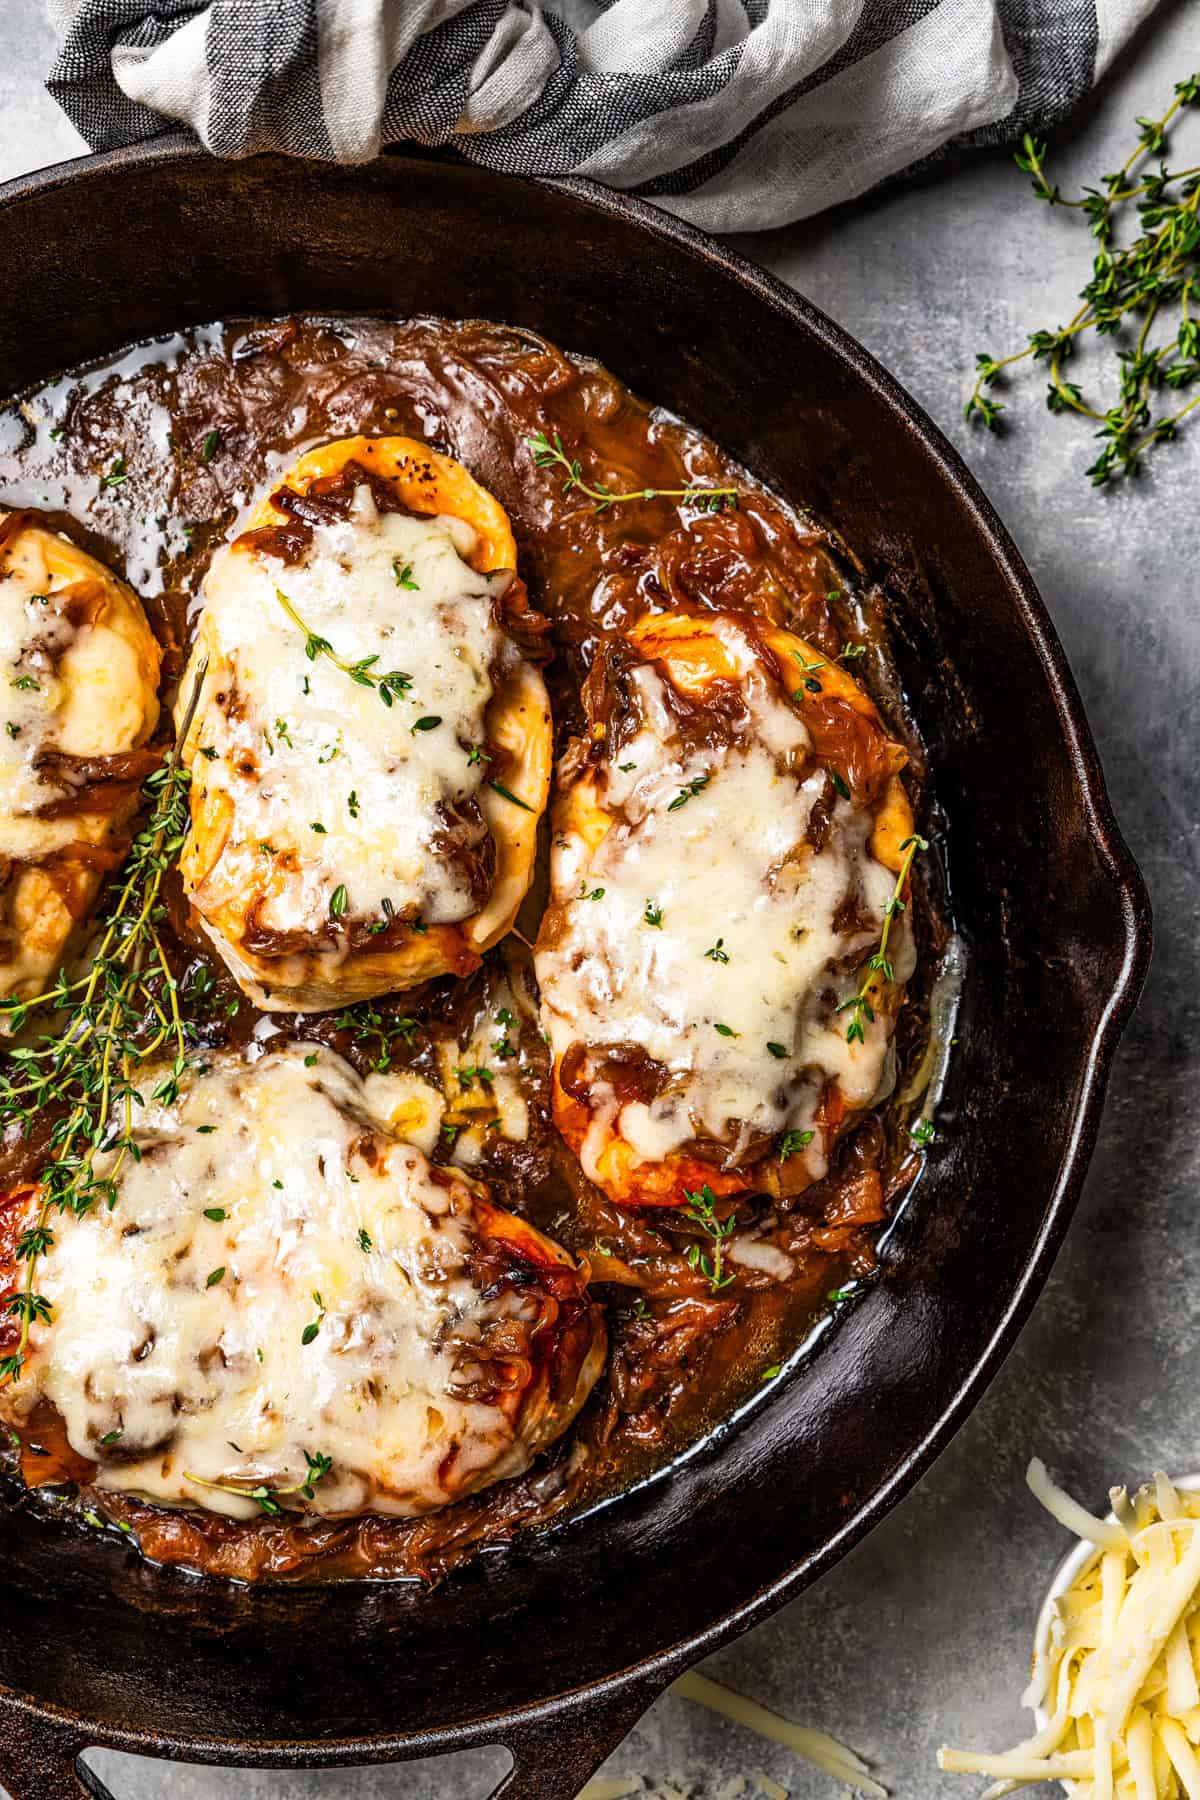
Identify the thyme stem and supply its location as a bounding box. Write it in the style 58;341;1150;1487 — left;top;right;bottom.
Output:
183;1450;334;1515
0;664;208;1389
528;431;739;515
273;587;413;708
837;833;927;1047
681;1183;737;1291
966;73;1200;481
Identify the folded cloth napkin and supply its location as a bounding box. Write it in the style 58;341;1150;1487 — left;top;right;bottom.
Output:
45;0;1159;231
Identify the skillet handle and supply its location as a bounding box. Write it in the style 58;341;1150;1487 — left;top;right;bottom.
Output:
0;1697;115;1800
490;1679;661;1800
0;1680;659;1800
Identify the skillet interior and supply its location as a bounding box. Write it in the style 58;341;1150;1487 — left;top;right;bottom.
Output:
0;142;1149;1797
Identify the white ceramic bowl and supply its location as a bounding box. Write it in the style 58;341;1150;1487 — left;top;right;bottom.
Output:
1029;1473;1200;1791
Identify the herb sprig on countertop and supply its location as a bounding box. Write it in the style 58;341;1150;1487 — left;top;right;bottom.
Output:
0;667;208;1388
529;431;739;514
966;74;1200;482
837;833;927;1047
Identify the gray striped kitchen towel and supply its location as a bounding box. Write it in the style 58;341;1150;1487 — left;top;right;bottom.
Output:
45;0;1160;231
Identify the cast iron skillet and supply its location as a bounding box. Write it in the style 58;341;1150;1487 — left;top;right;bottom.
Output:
0;139;1150;1800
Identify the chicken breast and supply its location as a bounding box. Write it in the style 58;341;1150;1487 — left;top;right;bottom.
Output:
0;510;162;1011
178;436;552;1011
0;1041;604;1519
535;609;915;1208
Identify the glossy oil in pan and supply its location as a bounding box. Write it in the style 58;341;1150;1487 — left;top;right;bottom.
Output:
0;140;1149;1800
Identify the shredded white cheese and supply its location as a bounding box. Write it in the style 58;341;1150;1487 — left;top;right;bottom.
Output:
938;1462;1200;1798
673;1671;887;1797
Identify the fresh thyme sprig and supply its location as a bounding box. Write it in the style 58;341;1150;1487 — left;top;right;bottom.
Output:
529;431;739;514
273;587;413;706
0;666;208;1388
837;833;927;1047
965;74;1200;482
668;774;709;812
183;1449;334;1515
333;1002;419;1073
681;1183;736;1291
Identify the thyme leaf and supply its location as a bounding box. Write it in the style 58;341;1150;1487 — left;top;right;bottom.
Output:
487;778;534;812
301;1290;326;1346
791;642;870;697
667;774;709;812
777;1128;815;1162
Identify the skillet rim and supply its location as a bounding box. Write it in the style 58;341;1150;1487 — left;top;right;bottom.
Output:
0;134;1152;1772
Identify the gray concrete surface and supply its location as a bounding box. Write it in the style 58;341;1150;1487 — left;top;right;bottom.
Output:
1;4;1198;1796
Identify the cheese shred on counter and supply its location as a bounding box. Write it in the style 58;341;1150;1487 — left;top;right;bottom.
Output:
673;1671;887;1797
939;1460;1200;1798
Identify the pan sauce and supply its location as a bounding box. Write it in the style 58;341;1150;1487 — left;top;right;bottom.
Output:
0;315;939;1583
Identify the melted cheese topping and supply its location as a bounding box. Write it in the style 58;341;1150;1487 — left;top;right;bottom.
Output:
0;517;160;1001
0;526;158;855
6;1043;593;1519
537;620;909;1181
188;487;512;936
